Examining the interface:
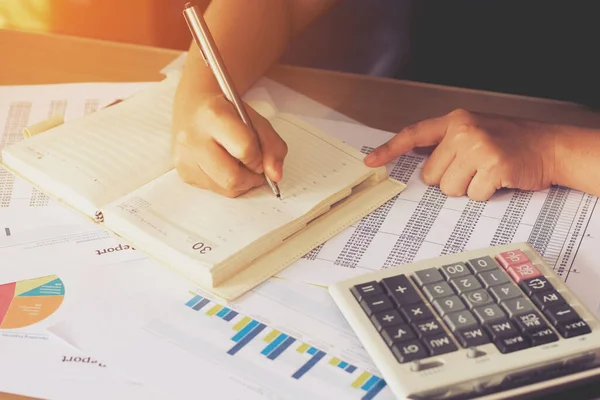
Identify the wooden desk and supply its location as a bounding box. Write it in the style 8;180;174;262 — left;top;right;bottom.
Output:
2;29;600;134
1;28;600;400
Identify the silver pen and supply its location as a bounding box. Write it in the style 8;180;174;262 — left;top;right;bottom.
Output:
183;2;281;199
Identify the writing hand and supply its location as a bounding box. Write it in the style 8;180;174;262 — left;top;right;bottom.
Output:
171;92;288;198
364;109;558;201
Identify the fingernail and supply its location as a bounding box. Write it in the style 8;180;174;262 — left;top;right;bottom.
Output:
364;151;377;165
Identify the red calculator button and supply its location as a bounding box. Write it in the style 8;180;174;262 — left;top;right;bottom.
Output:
507;263;542;283
496;250;530;270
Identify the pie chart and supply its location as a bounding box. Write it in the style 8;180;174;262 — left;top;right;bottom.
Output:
0;275;65;329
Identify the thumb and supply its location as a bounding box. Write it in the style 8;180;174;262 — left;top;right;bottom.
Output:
364;116;449;167
249;108;288;182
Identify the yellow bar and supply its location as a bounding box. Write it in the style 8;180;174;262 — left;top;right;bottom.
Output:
329;357;341;366
205;304;222;316
351;372;371;388
296;343;310;353
233;316;252;332
263;329;280;343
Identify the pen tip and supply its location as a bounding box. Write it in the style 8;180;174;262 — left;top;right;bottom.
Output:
277;194;281;200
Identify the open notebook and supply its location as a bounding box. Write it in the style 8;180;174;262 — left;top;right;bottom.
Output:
0;72;405;300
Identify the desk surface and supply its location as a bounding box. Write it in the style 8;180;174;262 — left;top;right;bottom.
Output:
2;28;600;134
1;28;600;400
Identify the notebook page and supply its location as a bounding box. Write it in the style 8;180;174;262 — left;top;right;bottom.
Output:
1;74;178;217
102;113;386;281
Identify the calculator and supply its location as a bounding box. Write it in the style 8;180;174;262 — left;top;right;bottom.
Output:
328;243;600;399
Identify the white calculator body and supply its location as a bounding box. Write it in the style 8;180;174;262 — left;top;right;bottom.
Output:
329;242;600;399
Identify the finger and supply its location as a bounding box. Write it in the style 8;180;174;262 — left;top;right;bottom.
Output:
180;165;250;198
421;138;456;185
439;157;477;197
364;116;449;167
172;144;240;196
195;139;264;192
248;107;288;182
202;101;264;174
413;145;437;155
467;170;499;201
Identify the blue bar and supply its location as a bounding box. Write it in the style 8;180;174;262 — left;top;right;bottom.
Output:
223;310;238;322
362;379;387;400
346;365;357;373
232;320;259;342
267;336;296;360
261;333;288;355
185;295;202;307
307;347;317;355
192;298;210;311
227;323;266;356
216;307;230;318
338;361;348;369
292;351;325;379
361;376;380;391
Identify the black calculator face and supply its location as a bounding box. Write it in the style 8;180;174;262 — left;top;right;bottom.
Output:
330;243;600;400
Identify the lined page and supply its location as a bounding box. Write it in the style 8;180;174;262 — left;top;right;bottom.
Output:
103;113;385;276
1;74;179;214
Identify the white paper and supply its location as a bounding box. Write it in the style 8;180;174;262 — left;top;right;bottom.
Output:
45;256;394;400
0;81;158;399
0;233;157;399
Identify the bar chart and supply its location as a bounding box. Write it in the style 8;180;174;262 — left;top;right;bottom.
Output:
184;293;390;400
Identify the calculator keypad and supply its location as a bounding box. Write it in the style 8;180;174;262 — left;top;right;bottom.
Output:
351;248;592;364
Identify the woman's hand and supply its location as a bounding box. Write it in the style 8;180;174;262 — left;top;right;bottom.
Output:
364;109;559;201
171;85;288;198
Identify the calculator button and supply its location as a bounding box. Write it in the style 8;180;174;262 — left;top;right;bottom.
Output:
456;327;491;347
473;304;506;325
413;319;444;337
543;304;579;326
449;275;482;294
351;281;383;301
478;270;510;288
486;319;519;340
556;319;591;338
359;295;394;316
500;296;535;318
400;303;434;322
512;311;547;333
381;324;417;346
422;282;455;301
424;333;458;356
443;310;479;332
529;326;559;346
496;249;530;269
462;289;494;308
391;339;429;363
489;283;522;302
381;275;422;306
531;290;566;311
467;256;499;274
432;295;466;316
412;268;444;286
370;310;404;331
519;276;554;297
495;334;531;354
439;262;471;280
506;263;542;283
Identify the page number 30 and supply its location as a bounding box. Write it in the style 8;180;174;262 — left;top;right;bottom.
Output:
192;242;212;254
